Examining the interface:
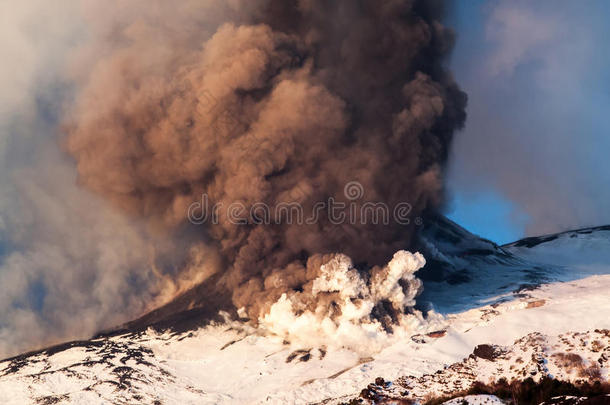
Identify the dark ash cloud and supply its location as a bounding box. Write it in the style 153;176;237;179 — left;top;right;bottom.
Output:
64;0;466;319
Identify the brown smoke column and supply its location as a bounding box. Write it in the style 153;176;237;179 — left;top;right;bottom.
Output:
64;0;466;319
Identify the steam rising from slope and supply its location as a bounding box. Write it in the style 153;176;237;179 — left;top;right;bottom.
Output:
0;0;174;358
260;251;446;353
64;0;466;320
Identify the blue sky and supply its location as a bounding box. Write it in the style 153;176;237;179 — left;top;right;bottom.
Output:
447;190;529;245
445;0;610;244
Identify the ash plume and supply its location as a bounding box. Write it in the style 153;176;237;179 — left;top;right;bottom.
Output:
63;0;466;321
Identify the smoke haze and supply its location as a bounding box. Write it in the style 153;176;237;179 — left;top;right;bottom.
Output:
447;0;610;237
0;0;172;357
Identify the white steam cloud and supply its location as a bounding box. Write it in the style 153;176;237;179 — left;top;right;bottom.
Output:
260;251;444;354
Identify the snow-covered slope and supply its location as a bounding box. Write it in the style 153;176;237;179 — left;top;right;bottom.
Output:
415;217;610;314
504;225;610;273
2;218;610;404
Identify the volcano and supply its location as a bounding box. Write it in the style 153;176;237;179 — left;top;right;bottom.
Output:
106;215;610;335
2;216;610;404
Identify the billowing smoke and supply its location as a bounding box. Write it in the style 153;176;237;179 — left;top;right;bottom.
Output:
0;0;465;358
63;0;466;322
